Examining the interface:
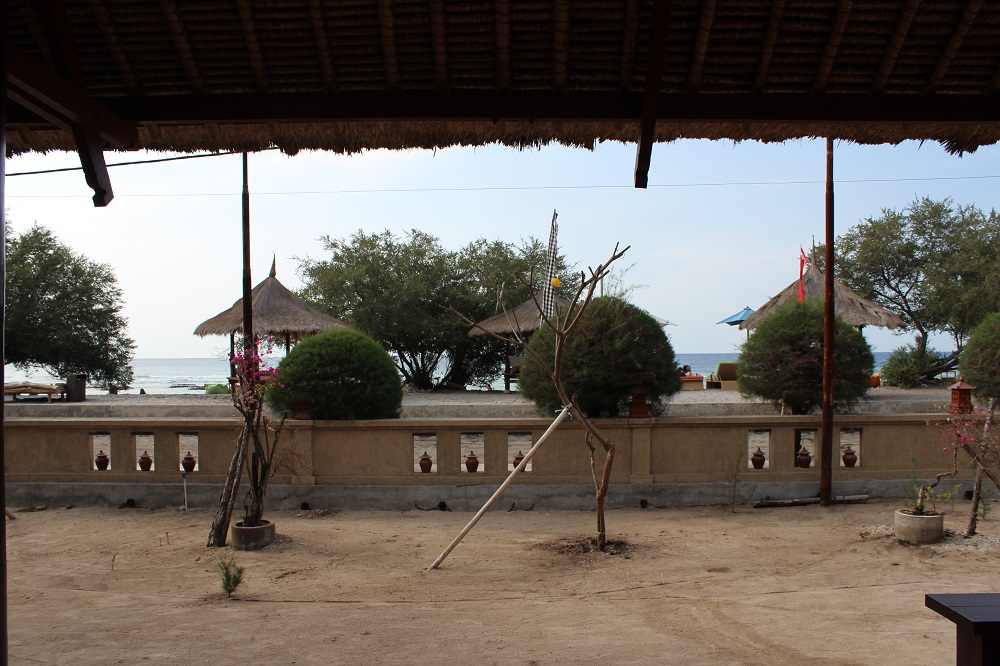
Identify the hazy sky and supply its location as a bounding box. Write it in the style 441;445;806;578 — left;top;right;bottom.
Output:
6;137;999;358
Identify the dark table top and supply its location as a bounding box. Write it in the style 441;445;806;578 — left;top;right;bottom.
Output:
926;594;1000;632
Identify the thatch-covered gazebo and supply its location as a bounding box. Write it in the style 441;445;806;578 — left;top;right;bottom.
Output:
194;259;348;356
739;264;904;331
468;292;571;338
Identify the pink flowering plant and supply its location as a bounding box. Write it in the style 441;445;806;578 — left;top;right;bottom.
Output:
231;337;288;528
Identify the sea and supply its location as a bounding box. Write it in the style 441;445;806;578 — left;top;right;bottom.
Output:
4;351;894;395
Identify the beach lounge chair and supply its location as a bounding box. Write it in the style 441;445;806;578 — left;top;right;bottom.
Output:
716;362;738;390
4;382;66;402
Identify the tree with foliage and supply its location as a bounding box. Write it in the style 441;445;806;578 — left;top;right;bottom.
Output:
267;328;402;419
519;296;681;417
738;298;874;414
298;229;566;390
832;197;1000;379
5;225;134;388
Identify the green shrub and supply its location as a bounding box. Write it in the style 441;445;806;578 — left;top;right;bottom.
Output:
880;345;943;388
205;383;229;395
960;311;1000;400
266;328;402;419
518;296;681;417
737;298;874;414
218;555;245;597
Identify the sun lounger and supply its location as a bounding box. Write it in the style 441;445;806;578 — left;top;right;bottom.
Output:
716;362;739;390
4;382;66;402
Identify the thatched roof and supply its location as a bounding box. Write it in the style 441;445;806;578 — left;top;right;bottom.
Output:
469;292;570;337
739;264;904;331
8;1;1000;164
193;260;348;340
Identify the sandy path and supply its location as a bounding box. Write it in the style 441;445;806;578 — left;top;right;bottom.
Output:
7;500;997;665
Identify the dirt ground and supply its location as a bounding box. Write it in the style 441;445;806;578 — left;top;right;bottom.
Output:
6;499;998;665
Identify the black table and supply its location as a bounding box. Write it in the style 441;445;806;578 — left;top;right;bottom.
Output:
926;593;1000;665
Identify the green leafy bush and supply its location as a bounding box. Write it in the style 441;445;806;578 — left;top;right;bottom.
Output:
960;311;1000;400
218;555;245;597
880;344;944;388
737;298;874;414
266;328;402;419
518;296;681;417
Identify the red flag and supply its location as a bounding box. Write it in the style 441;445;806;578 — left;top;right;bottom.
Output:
797;248;809;302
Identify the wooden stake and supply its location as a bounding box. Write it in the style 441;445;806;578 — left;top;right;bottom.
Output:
429;405;571;570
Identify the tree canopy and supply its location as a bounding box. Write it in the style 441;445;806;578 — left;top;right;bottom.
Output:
5;225;135;388
519;296;681;417
298;229;568;390
737;298;873;415
960;312;1000;401
833;197;1000;367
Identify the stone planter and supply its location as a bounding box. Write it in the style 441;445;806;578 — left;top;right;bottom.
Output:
231;519;276;551
894;509;945;545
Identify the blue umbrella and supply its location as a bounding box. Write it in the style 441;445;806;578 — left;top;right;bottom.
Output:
718;306;754;340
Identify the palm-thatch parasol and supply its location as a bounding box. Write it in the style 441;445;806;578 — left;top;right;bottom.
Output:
468;291;571;337
739;263;904;331
194;258;348;355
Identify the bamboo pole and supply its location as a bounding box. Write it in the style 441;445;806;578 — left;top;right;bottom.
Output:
429;405;571;570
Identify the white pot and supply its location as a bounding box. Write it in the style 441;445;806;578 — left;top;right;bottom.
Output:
894;509;944;545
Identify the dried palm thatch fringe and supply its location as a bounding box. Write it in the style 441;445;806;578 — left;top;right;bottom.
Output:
194;258;347;340
469;291;571;337
739;263;904;331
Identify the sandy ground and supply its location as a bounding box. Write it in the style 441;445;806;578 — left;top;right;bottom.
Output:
7;500;999;665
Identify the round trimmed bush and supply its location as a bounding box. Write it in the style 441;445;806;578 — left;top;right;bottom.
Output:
737;298;874;414
880;345;944;388
266;328;402;419
518;296;681;417
960;312;1000;400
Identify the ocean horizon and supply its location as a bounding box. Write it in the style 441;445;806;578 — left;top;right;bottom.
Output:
5;351;894;395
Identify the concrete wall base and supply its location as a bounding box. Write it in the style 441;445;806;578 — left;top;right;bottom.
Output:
7;479;974;512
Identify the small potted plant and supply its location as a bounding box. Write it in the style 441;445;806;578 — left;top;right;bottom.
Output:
894;447;959;545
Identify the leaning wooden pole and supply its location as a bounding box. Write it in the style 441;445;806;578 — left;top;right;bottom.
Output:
819;137;836;506
429;405;571;570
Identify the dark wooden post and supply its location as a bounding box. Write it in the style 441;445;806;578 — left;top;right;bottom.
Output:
241;152;253;356
820;137;835;506
1;1;10;659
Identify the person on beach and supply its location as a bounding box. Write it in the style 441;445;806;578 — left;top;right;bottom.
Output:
681;365;693;377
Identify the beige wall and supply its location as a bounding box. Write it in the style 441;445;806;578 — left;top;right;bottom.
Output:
4;413;966;486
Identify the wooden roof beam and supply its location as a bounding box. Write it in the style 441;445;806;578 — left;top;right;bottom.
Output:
236;0;268;91
29;0;131;206
923;0;983;95
429;0;448;90
159;0;205;93
753;0;785;92
377;0;401;90
812;0;853;94
553;0;569;92
872;0;920;93
89;0;141;94
687;0;717;93
618;0;641;93
634;0;671;189
307;0;337;91
494;0;511;91
61;90;1000;125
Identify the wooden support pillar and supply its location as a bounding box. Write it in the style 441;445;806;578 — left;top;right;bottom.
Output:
1;1;10;657
241;152;254;357
820;137;835;506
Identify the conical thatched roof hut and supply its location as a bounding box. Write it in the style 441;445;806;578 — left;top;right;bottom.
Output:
739;264;903;331
469;291;571;337
194;259;348;348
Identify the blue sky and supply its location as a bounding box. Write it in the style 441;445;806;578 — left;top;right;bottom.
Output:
6;137;999;358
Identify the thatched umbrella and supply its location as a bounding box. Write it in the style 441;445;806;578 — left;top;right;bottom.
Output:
469;291;570;392
194;258;348;356
739;264;903;331
468;291;570;337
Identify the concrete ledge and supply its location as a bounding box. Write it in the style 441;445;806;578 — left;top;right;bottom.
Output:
7;480;973;513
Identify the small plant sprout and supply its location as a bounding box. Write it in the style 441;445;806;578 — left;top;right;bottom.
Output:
218;556;245;597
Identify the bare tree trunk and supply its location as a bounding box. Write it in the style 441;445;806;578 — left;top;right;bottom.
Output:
207;426;249;547
595;446;615;550
965;398;997;537
965;466;985;537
